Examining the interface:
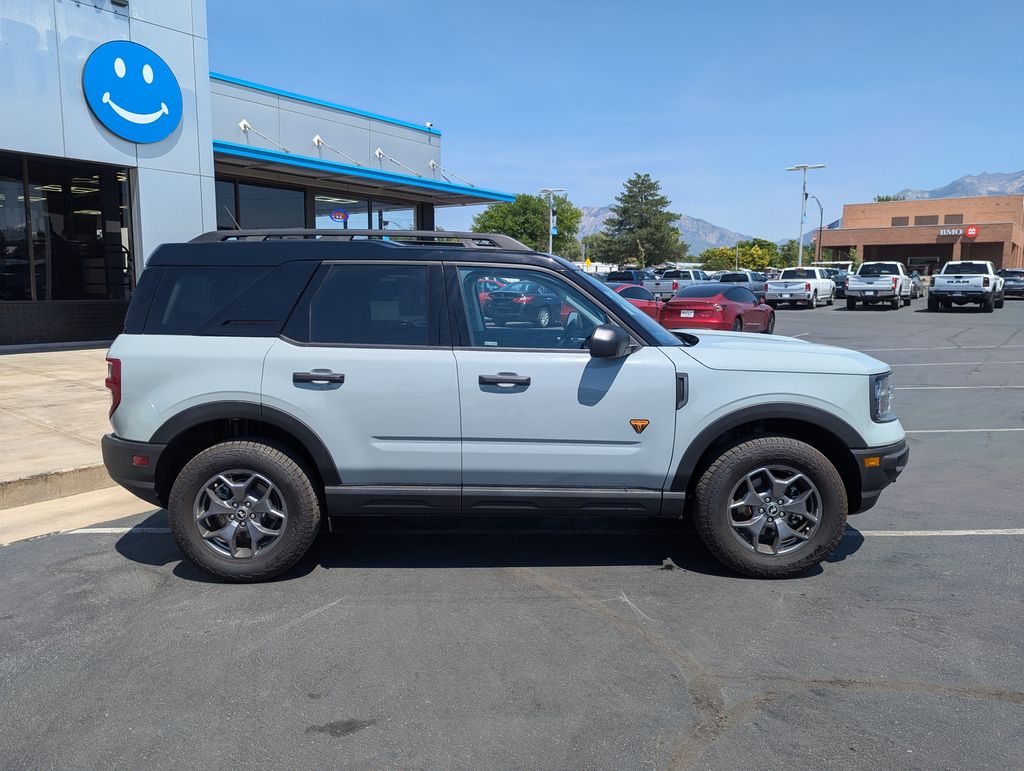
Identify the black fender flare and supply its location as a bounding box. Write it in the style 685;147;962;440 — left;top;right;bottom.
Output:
670;403;866;492
150;401;340;485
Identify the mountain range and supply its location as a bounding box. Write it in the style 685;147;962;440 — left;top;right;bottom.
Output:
581;171;1024;255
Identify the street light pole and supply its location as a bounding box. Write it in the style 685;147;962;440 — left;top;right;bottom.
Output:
538;187;566;254
785;164;825;267
809;194;824;264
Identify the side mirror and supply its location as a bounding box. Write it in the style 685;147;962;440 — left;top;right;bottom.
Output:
589;324;630;358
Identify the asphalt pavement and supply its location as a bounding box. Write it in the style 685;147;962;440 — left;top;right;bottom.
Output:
1;296;1022;770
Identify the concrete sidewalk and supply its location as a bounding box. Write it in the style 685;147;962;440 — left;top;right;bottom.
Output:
0;346;113;509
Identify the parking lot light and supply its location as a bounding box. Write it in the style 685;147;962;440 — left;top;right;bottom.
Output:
786;164;826;267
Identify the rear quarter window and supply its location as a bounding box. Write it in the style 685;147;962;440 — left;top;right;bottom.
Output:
142;262;316;336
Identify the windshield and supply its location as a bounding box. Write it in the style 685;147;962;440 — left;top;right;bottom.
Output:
858;263;900;276
572;268;685;346
675;284;725;298
717;273;748;283
780;269;814;279
606;271;637;281
942;262;989;275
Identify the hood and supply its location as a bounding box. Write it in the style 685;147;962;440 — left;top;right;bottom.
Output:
669;331;889;376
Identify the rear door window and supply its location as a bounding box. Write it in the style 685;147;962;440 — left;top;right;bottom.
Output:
305;264;432;346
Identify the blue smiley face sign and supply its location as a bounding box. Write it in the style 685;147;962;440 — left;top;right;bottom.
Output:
82;41;183;144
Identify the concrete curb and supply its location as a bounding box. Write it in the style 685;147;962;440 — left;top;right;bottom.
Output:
0;465;114;510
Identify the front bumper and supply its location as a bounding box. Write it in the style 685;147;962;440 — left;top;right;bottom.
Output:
851;439;909;514
1001;284;1024;297
102;434;166;507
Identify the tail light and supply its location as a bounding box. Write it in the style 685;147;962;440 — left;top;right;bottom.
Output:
805;282;811;292
672;281;678;291
513;296;532;304
983;276;990;287
105;357;121;417
845;277;850;287
711;303;724;312
891;277;898;290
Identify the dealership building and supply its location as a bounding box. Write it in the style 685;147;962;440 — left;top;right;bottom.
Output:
818;195;1024;275
0;0;513;345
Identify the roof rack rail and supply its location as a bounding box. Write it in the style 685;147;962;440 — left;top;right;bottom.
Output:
190;229;532;251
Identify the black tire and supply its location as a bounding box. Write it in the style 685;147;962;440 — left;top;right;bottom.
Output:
927;294;939;312
825;289;834;306
889;295;900;310
995;293;1005;309
692;436;848;578
982;295;995;313
902;295;912;307
846;297;857;311
762;313;775;334
731;317;743;332
807;291;817;309
168;440;322;582
536;306;552;327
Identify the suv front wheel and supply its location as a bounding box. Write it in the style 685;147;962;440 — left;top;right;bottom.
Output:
168;440;322;582
693;436;848;577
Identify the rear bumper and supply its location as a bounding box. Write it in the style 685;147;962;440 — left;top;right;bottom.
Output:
931;289;987;300
851;440;909;514
659;317;729;331
847;289;896;299
101;433;166;507
766;291;812;301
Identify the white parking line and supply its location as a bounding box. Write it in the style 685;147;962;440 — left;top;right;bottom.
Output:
861;344;1024;352
791;332;811;339
892;361;1024;367
854;529;1024;537
905;428;1024;434
897;385;1024;390
67;527;170;534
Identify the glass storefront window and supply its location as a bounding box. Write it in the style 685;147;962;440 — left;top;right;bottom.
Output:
372;200;416;231
237;182;304;228
215;179;238;230
0;151;132;303
314;193;369;229
0;155;31;300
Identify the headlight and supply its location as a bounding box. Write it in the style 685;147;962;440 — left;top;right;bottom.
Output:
870;372;896;422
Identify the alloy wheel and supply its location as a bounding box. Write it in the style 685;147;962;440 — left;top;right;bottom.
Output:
727;465;821;556
193;469;288;559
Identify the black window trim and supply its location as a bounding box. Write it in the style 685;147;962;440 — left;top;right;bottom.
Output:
444;262;644;353
279;259;447;350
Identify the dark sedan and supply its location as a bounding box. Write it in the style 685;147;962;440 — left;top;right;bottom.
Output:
483;280;567;327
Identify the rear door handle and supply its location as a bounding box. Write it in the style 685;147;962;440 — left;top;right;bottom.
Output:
293;371;345;384
479;373;531;387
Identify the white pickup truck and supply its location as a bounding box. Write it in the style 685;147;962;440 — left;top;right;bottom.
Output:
765;267;836;308
845;262;913;310
929;261;1005;313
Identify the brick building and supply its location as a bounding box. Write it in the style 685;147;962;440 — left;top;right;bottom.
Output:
817;195;1024;275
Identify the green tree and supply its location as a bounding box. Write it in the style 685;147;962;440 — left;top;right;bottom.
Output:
699;246;737;272
581;231;614;263
778;239;808;267
471;193;582;255
873;194;906;202
601;173;687;267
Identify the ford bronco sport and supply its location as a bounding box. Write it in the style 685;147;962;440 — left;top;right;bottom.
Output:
103;229;908;581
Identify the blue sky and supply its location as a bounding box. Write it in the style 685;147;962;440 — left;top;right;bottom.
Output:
208;0;1024;241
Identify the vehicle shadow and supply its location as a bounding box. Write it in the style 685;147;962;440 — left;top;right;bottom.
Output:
115;512;865;582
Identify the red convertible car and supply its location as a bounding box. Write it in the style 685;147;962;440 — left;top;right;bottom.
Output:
660;284;776;333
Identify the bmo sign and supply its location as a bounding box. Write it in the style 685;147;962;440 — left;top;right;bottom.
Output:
938;225;980;238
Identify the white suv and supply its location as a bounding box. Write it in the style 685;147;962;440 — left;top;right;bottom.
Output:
103;230;908;582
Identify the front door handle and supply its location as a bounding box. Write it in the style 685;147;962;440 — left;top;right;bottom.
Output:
479;373;531;387
293;371;345;384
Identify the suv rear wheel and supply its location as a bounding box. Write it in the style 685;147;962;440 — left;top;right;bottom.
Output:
692;436;848;578
168;440;322;582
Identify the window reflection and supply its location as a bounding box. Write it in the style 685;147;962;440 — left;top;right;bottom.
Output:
314;194;369;229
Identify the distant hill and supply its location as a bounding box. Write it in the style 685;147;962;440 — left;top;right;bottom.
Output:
893;170;1024;200
579;206;753;255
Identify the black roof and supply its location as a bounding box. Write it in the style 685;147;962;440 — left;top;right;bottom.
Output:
147;229;569;270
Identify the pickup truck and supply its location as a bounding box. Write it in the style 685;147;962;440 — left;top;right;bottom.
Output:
765;267;836;308
607;269;706;300
715;270;767;300
929;261;1005;312
845;262;913;310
